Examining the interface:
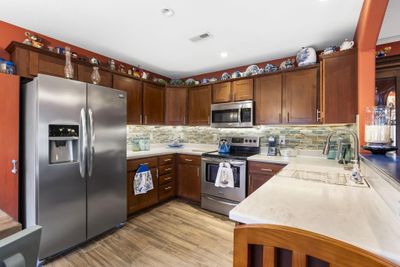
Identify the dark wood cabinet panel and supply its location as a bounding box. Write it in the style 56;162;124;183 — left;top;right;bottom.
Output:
29;51;78;79
127;167;158;214
143;82;165;125
177;155;201;202
188;85;211;125
212;82;232;103
283;67;318;124
248;161;285;195
165;87;188;125
255;74;283;124
232;79;254;101
77;65;112;88
113;74;143;125
320;50;357;123
0;74;20;220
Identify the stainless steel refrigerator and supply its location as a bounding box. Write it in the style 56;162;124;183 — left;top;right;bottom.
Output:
22;74;127;260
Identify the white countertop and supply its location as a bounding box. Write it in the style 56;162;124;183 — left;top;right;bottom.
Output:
229;154;400;264
126;143;217;159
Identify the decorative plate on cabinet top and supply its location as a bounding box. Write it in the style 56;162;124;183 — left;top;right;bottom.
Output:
231;71;242;79
279;59;295;70
185;78;197;86
221;72;231;80
244;65;260;76
264;63;278;73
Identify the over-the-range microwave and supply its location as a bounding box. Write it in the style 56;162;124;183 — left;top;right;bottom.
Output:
211;100;253;128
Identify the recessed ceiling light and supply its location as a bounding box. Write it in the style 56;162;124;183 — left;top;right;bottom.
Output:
161;8;174;17
220;52;228;58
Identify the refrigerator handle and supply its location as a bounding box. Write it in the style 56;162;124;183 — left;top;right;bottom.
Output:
79;108;87;178
88;108;95;177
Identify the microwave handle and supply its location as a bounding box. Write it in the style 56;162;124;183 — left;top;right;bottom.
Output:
238;105;242;124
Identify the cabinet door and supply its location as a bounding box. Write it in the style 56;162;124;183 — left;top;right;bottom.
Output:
232;79;254;101
165;87;188;125
28;51;78;78
177;161;201;202
0;74;19;220
188;85;212;125
113;75;143;125
321;51;356;123
77;65;112;87
248;173;274;195
127;168;159;214
255;74;283;124
212;82;232;103
283;68;318;124
143;82;165;125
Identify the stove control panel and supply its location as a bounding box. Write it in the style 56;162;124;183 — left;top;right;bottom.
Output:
221;136;260;147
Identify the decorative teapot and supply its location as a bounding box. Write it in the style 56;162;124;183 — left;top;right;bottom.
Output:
218;139;231;154
340;39;354;51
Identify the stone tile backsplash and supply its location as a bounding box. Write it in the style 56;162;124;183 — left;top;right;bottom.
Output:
127;124;356;150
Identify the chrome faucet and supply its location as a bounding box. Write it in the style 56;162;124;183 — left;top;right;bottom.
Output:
323;129;363;184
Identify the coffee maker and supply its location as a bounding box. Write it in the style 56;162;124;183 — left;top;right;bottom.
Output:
267;136;279;156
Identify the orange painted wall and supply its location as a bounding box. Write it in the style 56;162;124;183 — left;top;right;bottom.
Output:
0;20;169;80
354;0;389;147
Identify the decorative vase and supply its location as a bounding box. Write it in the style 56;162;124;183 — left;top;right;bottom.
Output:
91;67;101;84
296;47;317;67
64;46;74;79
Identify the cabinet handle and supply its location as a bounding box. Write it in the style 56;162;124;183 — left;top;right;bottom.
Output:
165;186;173;191
197;167;200;177
165;168;172;171
185;159;193;162
164;176;172;181
164;159;172;162
156;169;159;178
142;162;149;165
11;159;17;175
287;112;289;123
316;109;321;122
140;114;143;124
261;168;273;172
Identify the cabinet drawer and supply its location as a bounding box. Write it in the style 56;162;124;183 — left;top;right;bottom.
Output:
159;154;175;166
127;157;158;171
159;164;174;175
159;173;175;185
177;154;201;165
159;181;176;201
248;161;285;175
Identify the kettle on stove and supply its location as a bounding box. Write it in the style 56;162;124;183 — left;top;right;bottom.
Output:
218;139;231;154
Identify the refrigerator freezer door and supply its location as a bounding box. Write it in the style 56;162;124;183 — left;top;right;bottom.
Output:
86;84;127;239
36;75;87;259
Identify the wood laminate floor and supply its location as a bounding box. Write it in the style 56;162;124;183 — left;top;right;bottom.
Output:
45;199;235;267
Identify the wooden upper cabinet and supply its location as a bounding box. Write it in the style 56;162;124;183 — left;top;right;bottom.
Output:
212;82;232;103
143;82;165;125
320;50;357;123
255;74;282;124
165;87;188;125
232;79;254;101
113;74;143;125
28;51;77;79
283;67;318;124
77;65;112;88
188;85;212;125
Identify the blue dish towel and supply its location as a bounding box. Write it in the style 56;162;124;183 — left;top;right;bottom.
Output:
134;164;154;195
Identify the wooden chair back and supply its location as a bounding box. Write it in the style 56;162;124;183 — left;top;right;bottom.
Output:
234;224;398;267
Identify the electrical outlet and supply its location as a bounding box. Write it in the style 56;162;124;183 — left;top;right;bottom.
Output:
279;135;286;145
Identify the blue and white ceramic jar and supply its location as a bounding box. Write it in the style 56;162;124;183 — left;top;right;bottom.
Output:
296;47;317;67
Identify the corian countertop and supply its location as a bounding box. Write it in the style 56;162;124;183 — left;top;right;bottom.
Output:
126;143;218;160
229;154;400;265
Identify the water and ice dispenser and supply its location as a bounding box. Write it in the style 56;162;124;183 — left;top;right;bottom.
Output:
49;125;79;164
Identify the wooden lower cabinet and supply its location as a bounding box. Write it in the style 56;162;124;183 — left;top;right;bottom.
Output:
247;161;285;195
127;155;177;215
177;155;201;202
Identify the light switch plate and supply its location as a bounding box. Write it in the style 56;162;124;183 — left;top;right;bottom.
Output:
279;135;286;145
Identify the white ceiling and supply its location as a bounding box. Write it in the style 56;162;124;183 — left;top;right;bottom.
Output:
1;0;364;79
378;0;400;45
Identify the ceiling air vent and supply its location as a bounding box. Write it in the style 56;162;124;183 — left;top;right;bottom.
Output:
189;32;212;42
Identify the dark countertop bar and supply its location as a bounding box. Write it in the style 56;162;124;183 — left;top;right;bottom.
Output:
361;153;400;184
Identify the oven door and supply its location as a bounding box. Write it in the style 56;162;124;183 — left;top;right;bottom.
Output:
201;157;246;202
211;101;253;128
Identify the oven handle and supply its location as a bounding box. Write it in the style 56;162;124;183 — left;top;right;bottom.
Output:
238;105;242;124
202;157;246;166
204;195;237;206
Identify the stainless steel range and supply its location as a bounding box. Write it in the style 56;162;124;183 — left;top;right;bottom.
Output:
201;136;260;215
